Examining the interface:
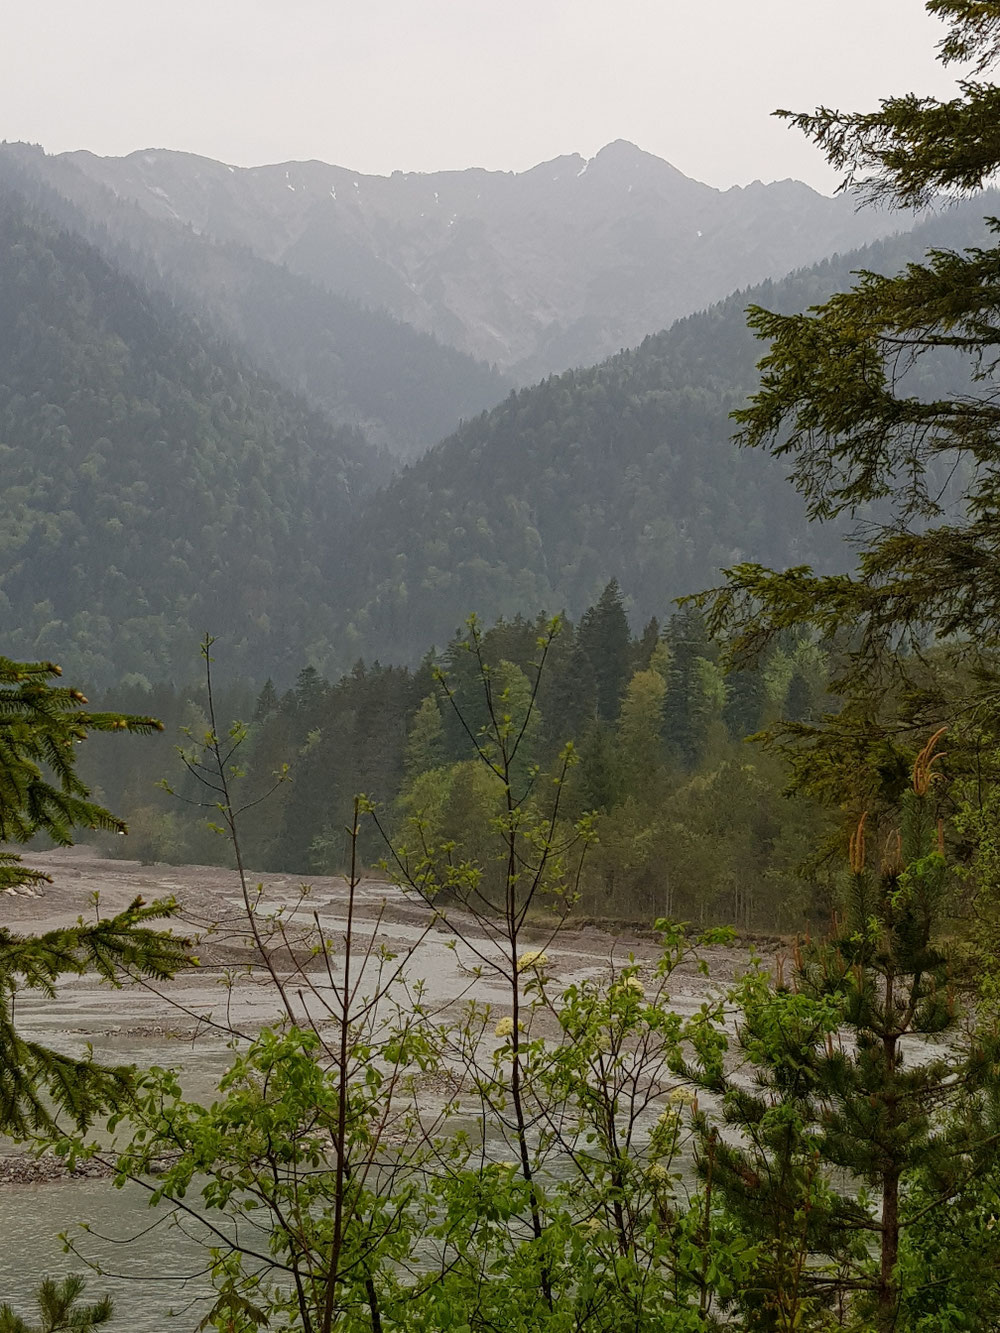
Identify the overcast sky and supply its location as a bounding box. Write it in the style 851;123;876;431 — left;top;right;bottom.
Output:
4;1;966;192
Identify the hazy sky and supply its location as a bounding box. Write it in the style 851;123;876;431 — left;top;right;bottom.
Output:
5;1;967;192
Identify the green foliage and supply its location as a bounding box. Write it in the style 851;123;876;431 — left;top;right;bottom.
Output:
696;1;1000;812
55;630;1000;1330
0;1276;113;1333
700;739;1000;1330
330;198;998;670
0;653;189;1136
404;693;446;777
577;579;632;723
0;191;375;683
83;601;834;931
0;654;160;889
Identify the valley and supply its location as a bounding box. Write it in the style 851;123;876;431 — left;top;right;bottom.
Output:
4;3;1000;1320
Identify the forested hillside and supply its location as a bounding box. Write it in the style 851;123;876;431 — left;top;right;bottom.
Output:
334;195;999;664
0;190;375;683
1;185;992;685
85;588;833;932
0;145;510;458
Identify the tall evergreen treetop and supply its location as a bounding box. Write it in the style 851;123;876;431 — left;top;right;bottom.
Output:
778;0;1000;208
701;731;1000;1330
696;0;1000;801
578;580;632;723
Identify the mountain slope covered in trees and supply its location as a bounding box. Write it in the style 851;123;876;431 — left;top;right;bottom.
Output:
0;144;510;459
334;196;999;665
36;140;906;378
0;190;376;683
2;183;992;685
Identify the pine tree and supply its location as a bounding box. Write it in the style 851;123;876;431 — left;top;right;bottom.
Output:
0;1276;113;1333
0;655;189;1135
253;678;279;720
542;636;598;747
723;666;768;738
700;731;1000;1330
662;610;720;769
632;615;661;673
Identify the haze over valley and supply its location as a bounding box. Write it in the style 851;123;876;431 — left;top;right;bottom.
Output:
0;137;988;679
19;139;905;377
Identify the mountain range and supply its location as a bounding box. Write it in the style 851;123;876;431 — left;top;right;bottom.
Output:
9;140;906;381
328;198;997;664
0;190;375;684
0;145;510;460
0;141;990;684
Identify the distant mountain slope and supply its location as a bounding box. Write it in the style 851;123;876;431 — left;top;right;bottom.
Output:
0;191;376;683
332;198;998;666
45;141;907;379
0;145;509;459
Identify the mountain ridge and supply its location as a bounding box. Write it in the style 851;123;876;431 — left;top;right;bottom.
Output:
0;187;379;683
327;195;998;667
0;143;510;459
39;140;909;378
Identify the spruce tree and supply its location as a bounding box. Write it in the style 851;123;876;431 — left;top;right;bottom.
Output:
632;615;662;673
578;579;632;723
696;0;1000;794
0;655;189;1135
662;609;719;769
723;665;768;738
542;635;599;746
253;678;279;721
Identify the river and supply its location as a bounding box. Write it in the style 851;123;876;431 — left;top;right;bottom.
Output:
0;847;749;1328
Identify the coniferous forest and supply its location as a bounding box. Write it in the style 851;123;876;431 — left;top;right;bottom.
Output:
7;1;1000;1328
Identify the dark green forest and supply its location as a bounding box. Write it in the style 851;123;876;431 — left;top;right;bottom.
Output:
1;175;994;687
0;191;381;683
82;586;834;932
338;195;998;664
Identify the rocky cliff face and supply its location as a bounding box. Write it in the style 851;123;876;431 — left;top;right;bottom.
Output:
54;140;905;379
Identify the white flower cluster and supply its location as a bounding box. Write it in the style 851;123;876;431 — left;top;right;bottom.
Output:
668;1086;696;1107
616;975;645;999
516;949;549;973
494;1016;515;1038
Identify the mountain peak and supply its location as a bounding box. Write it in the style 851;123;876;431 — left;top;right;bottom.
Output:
592;139;679;168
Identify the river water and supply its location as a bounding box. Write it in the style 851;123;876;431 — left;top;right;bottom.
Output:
0;848;742;1329
3;1179;216;1328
